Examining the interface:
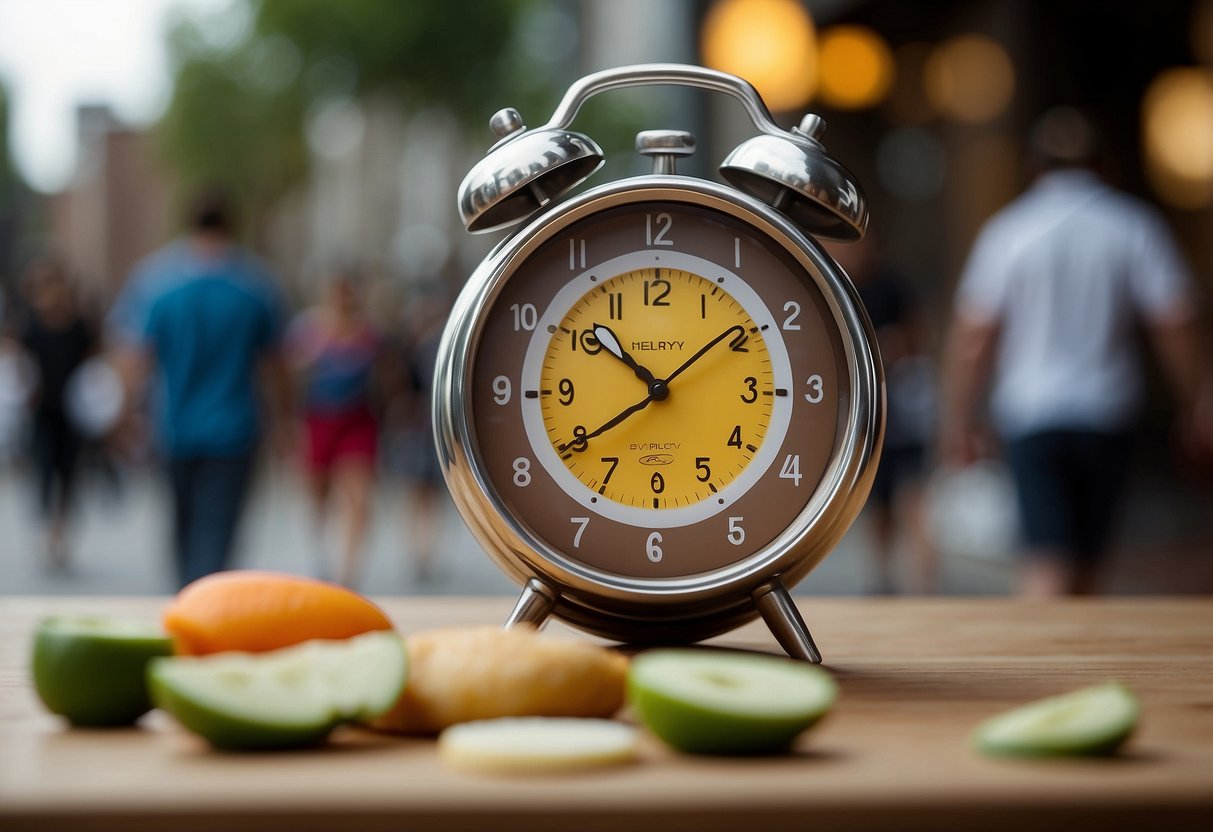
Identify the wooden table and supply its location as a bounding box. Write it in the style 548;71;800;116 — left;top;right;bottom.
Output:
1;596;1210;831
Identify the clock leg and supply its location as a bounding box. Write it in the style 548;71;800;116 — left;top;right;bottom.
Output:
753;580;823;663
504;578;558;630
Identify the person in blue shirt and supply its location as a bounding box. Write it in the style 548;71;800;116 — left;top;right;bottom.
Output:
109;189;292;586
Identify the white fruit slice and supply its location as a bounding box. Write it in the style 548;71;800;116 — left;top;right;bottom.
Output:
973;682;1139;757
149;630;406;750
628;649;837;755
438;717;639;774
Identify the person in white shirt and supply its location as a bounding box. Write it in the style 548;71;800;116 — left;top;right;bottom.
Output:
939;107;1213;596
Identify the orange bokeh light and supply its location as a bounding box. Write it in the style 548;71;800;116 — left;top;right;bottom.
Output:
816;25;894;110
924;34;1015;123
701;0;817;113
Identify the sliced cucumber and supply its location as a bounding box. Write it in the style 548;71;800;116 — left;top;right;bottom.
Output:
149;630;406;750
439;717;639;774
973;682;1139;757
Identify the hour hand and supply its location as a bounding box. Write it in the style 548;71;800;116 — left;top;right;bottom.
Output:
592;323;656;386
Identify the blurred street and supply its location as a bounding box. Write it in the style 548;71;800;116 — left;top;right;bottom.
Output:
1;461;1022;598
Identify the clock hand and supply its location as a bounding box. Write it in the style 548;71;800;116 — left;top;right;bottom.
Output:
557;324;744;454
592;323;656;386
558;379;669;453
662;325;746;388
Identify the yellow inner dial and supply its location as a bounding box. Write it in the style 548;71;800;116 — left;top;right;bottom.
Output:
539;268;775;509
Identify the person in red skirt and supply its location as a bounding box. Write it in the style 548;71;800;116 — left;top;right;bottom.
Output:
287;266;384;587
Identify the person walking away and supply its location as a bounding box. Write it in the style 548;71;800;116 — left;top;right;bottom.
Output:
287;266;383;587
830;235;937;594
939;108;1213;597
109;190;291;587
16;259;96;570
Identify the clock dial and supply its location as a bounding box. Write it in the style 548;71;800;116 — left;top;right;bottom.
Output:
469;195;849;580
537;268;774;511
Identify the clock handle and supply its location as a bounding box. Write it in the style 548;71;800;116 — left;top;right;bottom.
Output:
753;580;823;663
504;577;559;630
541;63;783;138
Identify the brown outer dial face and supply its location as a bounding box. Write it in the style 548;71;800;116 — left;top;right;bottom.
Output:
470;197;848;579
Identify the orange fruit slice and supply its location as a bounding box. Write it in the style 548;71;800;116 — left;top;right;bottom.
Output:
163;570;393;655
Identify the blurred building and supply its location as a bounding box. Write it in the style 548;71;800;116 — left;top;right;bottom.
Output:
261;0;703;310
50;105;173;298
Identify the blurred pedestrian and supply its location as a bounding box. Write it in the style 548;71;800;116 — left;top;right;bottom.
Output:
939;107;1213;597
287;265;383;587
831;236;937;594
109;188;292;587
15;258;96;570
385;288;449;584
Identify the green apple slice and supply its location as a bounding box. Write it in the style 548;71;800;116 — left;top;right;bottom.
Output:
149;630;406;750
439;717;639;774
628;649;837;755
973;682;1139;757
32;616;174;727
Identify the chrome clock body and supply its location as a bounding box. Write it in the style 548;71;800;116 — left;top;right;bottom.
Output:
435;65;884;661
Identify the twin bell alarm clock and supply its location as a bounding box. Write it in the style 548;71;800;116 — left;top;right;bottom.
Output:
433;64;884;662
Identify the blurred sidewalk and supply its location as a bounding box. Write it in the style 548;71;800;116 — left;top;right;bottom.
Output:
6;459;1208;599
0;461;1017;598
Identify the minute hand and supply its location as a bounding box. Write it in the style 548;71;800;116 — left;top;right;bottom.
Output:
558;392;656;453
663;325;746;387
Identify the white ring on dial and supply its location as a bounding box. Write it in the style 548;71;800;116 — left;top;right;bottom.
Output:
520;250;793;529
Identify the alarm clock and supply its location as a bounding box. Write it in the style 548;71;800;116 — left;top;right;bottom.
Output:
434;64;883;662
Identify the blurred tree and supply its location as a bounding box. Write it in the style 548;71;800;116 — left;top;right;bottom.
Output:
158;0;550;237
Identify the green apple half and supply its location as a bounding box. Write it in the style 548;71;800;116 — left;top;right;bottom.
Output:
972;681;1139;757
32;616;174;727
628;649;837;755
149;630;407;750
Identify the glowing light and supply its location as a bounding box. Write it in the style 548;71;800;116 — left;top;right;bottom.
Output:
1143;68;1213;209
701;0;817;113
815;25;894;110
924;35;1015;123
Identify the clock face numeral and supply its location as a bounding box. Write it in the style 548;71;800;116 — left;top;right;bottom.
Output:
512;457;532;487
569;239;586;271
646;213;673;247
608;292;623;320
644;277;671;306
570;516;589;548
727;425;743;449
492;375;511;405
779;454;802;485
600;456;620;484
805;374;824;404
727;516;745;545
570;328;603;354
511;303;538;331
646;531;663;562
782;301;801;331
740;376;758;404
558;378;575;406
